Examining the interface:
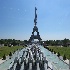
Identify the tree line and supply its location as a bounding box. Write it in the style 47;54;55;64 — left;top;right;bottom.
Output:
0;39;28;46
43;38;70;47
0;38;70;47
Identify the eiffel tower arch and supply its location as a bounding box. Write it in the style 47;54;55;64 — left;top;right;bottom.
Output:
29;7;42;42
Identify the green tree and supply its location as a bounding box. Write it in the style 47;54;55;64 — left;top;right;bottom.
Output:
2;54;6;60
9;52;12;59
54;51;56;54
0;39;4;44
11;39;17;46
57;52;60;57
9;52;12;56
24;40;28;44
62;38;69;47
63;54;66;60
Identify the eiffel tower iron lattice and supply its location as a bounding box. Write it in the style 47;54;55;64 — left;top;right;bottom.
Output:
29;7;42;42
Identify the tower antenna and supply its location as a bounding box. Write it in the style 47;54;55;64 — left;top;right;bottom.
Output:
34;7;37;26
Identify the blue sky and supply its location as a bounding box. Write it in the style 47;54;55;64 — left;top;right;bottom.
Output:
0;0;70;41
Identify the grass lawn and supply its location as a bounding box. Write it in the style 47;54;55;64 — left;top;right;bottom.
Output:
48;46;70;59
0;46;24;58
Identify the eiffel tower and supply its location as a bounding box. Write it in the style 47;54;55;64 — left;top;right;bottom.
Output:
29;7;42;42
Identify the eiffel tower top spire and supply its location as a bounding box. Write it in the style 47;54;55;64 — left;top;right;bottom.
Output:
34;7;37;26
29;7;42;42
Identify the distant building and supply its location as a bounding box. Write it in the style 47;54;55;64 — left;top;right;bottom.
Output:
67;42;70;47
